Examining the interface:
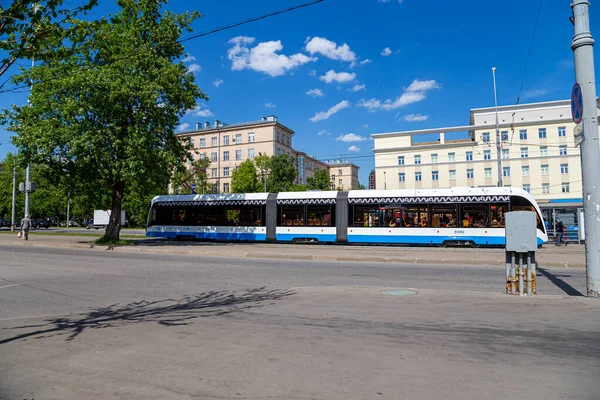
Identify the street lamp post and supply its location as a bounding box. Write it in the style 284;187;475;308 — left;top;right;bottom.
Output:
492;67;503;188
383;171;387;190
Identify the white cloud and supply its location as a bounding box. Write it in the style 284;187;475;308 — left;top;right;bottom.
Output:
361;124;369;128
378;0;404;3
188;63;202;73
177;123;190;132
522;88;549;99
306;88;324;97
360;59;372;65
319;69;356;84
228;36;317;77
402;113;429;122
186;104;214;118
265;102;276;108
335;133;367;142
351;84;366;92
309;100;351;122
213;79;224;87
305;37;356;62
309;69;317;77
182;55;196;63
381;47;392;56
348;145;361;152
357;79;440;111
317;130;331;136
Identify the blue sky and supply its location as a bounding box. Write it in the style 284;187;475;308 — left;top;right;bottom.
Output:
1;0;599;185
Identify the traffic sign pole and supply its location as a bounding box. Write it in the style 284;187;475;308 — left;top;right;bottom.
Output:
571;0;600;298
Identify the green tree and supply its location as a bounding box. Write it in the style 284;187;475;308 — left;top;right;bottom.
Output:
3;0;205;240
172;157;211;195
254;154;271;193
288;184;307;192
231;159;258;193
306;168;331;191
267;154;296;192
0;0;97;77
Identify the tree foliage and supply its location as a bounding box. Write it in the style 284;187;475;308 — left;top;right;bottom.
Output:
306;168;331;191
266;154;296;192
3;0;205;239
231;159;258;193
0;0;97;78
172;157;211;195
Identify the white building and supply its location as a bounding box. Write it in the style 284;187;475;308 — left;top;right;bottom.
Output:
372;100;596;235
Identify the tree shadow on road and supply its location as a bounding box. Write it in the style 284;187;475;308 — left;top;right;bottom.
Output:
537;267;583;296
0;287;295;345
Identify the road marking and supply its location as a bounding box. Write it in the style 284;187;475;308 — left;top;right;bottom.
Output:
0;283;23;290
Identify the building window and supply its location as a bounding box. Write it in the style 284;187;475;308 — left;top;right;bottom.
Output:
562;183;570;193
223;151;230;161
248;148;255;159
560;145;568;156
431;153;438;163
235;150;242;161
235;133;242;144
189;138;195;147
248;132;255;143
503;167;511;177
338;179;342;187
482;132;490;142
466;169;474;179
558;126;566;137
519;130;528;140
432;171;439;181
541;164;549;175
211;152;217;162
331;174;335;182
539;128;547;139
502;149;509;159
520;148;528;158
522;166;530;177
449;170;456;180
540;146;548;157
542;183;550;194
523;184;530;193
223;183;230;193
415;172;422;182
484;150;491;160
414;155;421;165
199;138;206;148
485;168;492;178
448;152;455;162
223;167;230;177
286;136;290;146
398;173;405;182
211;137;217;146
561;163;569;174
398;156;405;166
466;151;473;161
223;135;229;145
277;132;281;142
501;131;509;141
338;169;343;175
211;168;217;178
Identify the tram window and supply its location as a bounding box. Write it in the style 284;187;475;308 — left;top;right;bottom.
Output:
280;206;305;226
307;205;334;227
403;206;429;227
511;196;543;231
490;204;508;228
460;205;488;228
354;206;381;227
430;205;457;228
382;207;402;227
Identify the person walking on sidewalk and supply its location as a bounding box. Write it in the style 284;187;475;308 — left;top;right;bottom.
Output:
20;214;31;241
555;218;568;247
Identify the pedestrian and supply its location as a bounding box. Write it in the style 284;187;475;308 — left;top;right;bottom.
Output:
555;218;568;246
544;218;549;232
20;214;31;241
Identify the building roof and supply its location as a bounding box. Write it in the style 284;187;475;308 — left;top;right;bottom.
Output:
176;116;295;136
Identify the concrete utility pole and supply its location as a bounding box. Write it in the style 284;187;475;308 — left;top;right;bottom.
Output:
571;0;600;297
492;67;503;187
11;155;16;231
24;164;30;217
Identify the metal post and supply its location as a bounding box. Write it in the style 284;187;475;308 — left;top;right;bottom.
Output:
66;192;70;229
526;252;532;295
492;67;503;187
263;170;267;192
383;171;387;190
11;161;16;232
24;164;30;217
571;0;600;297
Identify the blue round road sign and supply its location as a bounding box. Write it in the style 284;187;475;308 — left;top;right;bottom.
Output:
571;83;583;124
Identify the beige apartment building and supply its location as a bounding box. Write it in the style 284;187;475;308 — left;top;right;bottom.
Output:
325;160;360;190
373;100;595;232
177;116;328;193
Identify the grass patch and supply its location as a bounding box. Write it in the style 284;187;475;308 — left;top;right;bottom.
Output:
93;237;134;246
0;230;141;238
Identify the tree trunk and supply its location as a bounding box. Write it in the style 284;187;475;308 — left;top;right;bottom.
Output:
104;182;125;240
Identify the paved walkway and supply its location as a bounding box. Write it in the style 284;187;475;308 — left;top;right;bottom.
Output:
0;233;585;268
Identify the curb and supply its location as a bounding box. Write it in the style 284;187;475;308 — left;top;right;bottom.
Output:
0;240;585;269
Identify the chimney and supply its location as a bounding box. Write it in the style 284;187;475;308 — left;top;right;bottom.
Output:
266;115;277;122
204;121;210;128
261;116;267;122
439;132;445;144
214;119;221;127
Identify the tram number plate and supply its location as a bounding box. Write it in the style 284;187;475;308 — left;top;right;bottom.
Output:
454;230;465;235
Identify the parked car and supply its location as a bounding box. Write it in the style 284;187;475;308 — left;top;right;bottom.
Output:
0;219;10;229
84;219;100;229
59;220;79;227
32;219;50;229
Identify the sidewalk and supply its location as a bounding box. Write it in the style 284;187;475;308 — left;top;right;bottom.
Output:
0;233;585;268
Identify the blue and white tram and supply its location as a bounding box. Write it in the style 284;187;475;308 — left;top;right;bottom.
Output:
146;187;548;247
